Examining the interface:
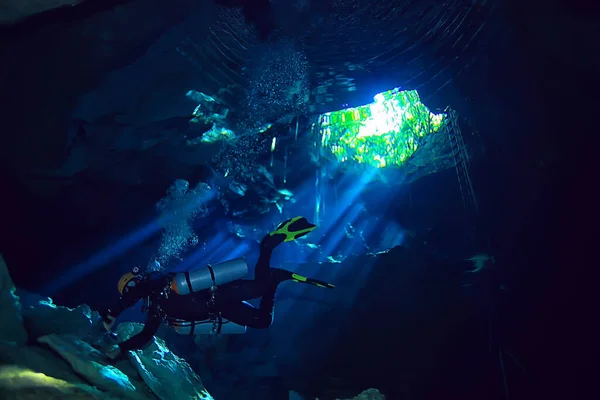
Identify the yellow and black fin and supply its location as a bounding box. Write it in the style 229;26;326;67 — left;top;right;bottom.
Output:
270;216;317;242
291;273;335;289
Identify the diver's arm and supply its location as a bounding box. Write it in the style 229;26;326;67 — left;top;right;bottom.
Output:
101;272;170;323
100;293;139;330
117;304;163;352
101;292;138;322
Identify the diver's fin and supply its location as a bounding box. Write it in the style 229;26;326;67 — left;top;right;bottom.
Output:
291;273;335;289
269;216;317;242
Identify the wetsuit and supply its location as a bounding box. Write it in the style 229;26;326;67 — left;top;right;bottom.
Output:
101;235;292;352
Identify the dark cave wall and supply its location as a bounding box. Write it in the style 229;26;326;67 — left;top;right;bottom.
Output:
312;250;495;399
0;0;212;172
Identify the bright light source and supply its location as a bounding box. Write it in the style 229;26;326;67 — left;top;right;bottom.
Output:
319;88;445;168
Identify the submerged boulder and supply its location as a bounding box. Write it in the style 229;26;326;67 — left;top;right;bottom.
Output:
0;340;86;386
117;323;213;400
0;0;88;25
37;334;143;398
0;256;212;399
342;388;386;400
0;365;108;400
0;255;28;345
17;289;98;340
315;389;386;400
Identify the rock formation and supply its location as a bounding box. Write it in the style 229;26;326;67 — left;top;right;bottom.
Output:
0;0;87;25
0;254;213;400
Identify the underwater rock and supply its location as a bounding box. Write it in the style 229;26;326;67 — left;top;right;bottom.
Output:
0;365;109;400
17;289;96;340
0;340;86;386
0;255;28;345
0;255;213;400
343;388;385;400
37;334;142;398
318;389;385;400
0;0;87;25
117;322;213;400
1;0;209;186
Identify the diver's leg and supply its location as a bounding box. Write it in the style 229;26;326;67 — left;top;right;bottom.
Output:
218;269;292;302
218;280;263;302
220;292;275;329
255;233;285;281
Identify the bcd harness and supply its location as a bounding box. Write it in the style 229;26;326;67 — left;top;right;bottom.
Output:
143;265;227;335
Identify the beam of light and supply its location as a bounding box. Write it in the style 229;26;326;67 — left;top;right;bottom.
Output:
318;202;365;263
257;175;407;359
218;137;395;381
275;162;375;237
207;140;393;372
267;181;372;325
336;217;372;260
171;232;227;272
227;242;251;260
254;162;380;269
42;214;171;295
318;168;377;233
42;186;216;295
308;168;377;261
227;116;415;379
176;237;241;272
208;239;239;265
246;166;396;368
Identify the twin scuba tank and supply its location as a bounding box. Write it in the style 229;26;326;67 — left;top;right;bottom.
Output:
169;257;249;335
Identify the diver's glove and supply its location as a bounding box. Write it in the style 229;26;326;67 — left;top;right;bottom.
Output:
104;344;122;360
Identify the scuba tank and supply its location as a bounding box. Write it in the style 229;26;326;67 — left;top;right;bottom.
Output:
169;257;249;335
170;257;248;295
169;318;247;335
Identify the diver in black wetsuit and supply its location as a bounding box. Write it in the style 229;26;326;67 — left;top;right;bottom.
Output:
100;217;334;360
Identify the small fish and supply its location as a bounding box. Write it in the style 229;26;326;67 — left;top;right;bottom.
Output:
230;225;246;238
367;250;389;257
277;188;293;198
465;253;495;273
232;209;247;217
229;181;247;196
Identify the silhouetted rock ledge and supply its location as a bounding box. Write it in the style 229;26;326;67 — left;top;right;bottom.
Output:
0;254;213;399
0;0;88;25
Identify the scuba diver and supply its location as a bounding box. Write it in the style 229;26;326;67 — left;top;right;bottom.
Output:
100;217;334;360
